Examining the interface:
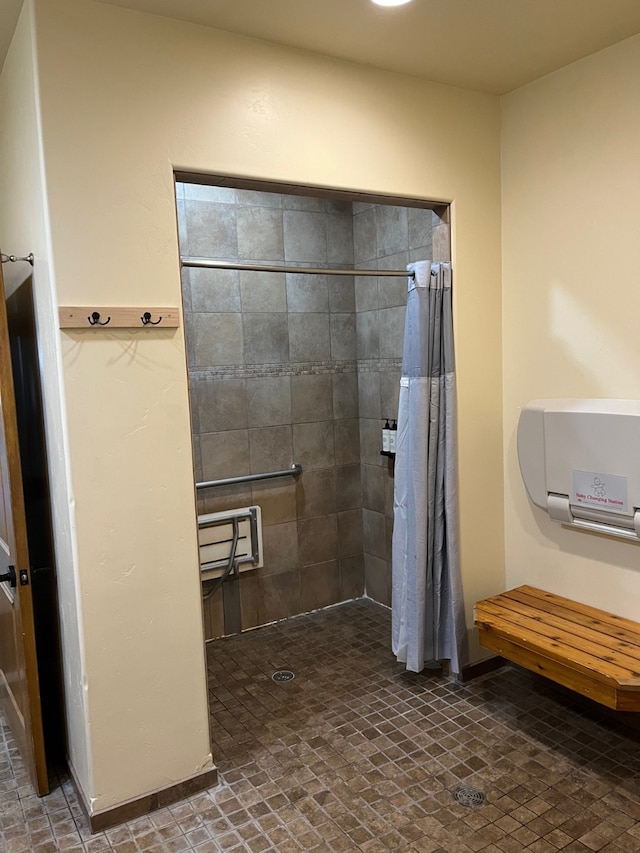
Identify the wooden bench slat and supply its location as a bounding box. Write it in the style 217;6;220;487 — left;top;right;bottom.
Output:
475;585;640;712
475;603;638;685
502;588;640;656
519;585;640;638
481;595;640;673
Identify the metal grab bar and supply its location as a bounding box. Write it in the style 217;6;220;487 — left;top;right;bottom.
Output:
196;464;302;490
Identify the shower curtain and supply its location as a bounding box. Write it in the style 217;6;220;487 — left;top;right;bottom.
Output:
391;260;466;674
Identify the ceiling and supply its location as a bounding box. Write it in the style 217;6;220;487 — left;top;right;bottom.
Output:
3;0;640;94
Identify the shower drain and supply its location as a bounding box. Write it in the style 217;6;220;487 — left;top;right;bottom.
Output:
272;669;295;683
452;786;485;807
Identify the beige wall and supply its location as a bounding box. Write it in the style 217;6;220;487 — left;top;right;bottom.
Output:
27;0;503;810
0;0;91;790
502;35;640;616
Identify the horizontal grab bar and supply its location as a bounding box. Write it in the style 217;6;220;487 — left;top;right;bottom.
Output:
196;464;302;490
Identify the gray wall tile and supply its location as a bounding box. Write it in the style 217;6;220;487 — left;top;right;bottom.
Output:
286;273;329;313
326;214;354;265
357;372;381;420
408;207;433;249
364;554;390;606
288;313;330;361
258;570;300;623
375;205;408;258
338;509;363;557
356;311;379;360
298;515;338;566
200;430;249;481
236;189;282;208
330;314;356;361
184;184;236;204
293;421;335;471
249;425;293;473
251;480;297;525
336;465;362;511
197;482;252;516
353;207;376;264
283;210;327;263
194;312;243;366
379;307;405;358
296;468;337;519
262;521;299;575
354;276;378;312
237;207;284;261
363;509;386;560
239;572;260;631
300;561;341;612
359;418;383;467
329;276;356;313
380;372;400;423
282;195;324;212
291;374;333;423
334;419;360;466
243;314;289;363
176;199;189;268
189;268;241;313
247;376;291;427
240;270;286;312
184;199;237;258
332;373;359;420
362;464;385;515
340;554;364;600
193;377;247;433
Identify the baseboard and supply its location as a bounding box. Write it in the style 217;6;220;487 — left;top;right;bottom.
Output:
457;654;506;683
68;758;218;833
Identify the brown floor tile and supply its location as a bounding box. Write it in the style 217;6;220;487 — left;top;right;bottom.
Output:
4;600;640;852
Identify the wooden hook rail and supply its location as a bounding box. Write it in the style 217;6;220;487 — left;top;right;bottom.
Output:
58;306;180;329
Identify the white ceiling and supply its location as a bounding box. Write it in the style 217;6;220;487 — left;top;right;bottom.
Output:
3;0;640;94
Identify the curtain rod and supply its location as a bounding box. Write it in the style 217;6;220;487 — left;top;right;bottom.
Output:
181;256;415;278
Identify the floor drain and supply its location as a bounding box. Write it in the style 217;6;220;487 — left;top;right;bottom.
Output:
272;670;294;683
452;786;485;807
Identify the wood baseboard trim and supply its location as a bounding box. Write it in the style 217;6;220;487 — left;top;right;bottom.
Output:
68;759;218;833
457;654;506;683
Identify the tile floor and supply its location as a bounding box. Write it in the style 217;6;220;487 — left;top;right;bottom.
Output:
2;598;640;852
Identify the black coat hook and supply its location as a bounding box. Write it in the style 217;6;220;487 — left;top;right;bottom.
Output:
88;311;111;326
141;311;162;326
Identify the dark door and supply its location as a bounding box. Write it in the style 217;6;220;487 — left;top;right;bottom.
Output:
0;256;48;794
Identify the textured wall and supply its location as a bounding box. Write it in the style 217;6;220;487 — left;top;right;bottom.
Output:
31;0;503;809
502;34;640;617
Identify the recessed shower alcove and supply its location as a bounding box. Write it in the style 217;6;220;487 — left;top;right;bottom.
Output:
175;175;450;640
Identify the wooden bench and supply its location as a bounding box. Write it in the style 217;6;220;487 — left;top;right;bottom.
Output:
474;585;640;711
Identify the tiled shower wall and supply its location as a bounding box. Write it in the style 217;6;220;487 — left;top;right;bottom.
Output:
176;182;445;636
353;203;434;605
177;184;363;638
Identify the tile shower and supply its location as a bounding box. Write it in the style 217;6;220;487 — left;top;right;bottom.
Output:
176;182;448;639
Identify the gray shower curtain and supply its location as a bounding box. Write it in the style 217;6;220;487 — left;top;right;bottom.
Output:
391;260;466;674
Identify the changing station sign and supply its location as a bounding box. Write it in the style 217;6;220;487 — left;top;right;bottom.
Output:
572;470;628;514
